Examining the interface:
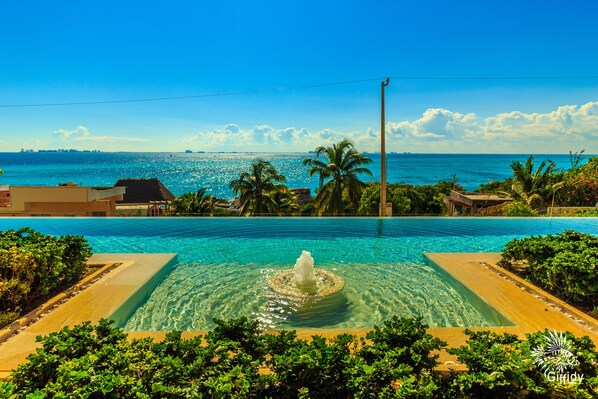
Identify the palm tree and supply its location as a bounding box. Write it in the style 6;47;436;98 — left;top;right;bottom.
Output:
230;159;288;216
509;155;556;202
170;188;217;215
303;139;373;215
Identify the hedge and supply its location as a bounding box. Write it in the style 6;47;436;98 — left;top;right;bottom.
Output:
0;228;91;326
0;317;596;398
498;230;597;309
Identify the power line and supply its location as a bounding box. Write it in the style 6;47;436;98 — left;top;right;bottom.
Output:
0;75;597;108
0;78;385;108
390;75;598;80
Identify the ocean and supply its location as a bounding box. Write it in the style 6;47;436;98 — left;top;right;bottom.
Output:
0;152;586;199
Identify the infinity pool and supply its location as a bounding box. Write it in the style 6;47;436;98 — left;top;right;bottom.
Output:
0;217;596;330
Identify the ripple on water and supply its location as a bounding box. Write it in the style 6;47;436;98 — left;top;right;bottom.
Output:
123;260;510;331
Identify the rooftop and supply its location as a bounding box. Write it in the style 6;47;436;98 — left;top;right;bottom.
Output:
115;178;175;204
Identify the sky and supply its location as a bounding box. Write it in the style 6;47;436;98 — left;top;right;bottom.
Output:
0;0;596;153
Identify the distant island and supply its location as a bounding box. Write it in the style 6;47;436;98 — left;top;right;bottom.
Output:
20;149;101;153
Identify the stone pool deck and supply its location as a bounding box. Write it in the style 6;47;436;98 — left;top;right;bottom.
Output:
1;252;597;378
0;253;178;379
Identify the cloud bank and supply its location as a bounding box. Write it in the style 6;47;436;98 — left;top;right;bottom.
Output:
53;125;146;143
181;102;597;153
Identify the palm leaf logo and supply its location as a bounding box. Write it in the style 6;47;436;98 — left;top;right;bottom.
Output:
531;330;579;374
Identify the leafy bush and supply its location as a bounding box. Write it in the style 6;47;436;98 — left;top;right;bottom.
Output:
554;157;598;207
503;202;537;216
357;180;460;216
300;203;316;216
358;183;411;216
4;317;598;398
0;228;91;326
498;230;598;308
447;329;598;398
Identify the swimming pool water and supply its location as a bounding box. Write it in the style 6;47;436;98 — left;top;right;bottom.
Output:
0;217;595;330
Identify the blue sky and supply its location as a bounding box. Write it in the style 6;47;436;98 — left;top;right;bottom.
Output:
0;0;596;153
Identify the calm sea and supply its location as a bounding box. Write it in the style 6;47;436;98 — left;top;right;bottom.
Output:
0;152;587;199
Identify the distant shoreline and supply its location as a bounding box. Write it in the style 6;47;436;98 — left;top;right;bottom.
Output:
2;151;595;155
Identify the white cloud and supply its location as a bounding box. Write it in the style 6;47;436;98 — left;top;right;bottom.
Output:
53;125;146;143
181;101;597;153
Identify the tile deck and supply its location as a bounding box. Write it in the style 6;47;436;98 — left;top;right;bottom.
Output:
1;252;596;378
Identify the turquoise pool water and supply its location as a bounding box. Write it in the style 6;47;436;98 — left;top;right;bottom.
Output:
0;217;596;330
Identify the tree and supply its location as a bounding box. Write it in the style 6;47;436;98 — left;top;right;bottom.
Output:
509;155;556;202
569;149;586;170
271;190;300;215
554;156;598;206
303;139;372;216
169;188;218;216
358;183;411;216
230;159;288;216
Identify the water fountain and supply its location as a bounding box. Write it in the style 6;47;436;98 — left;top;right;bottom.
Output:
268;251;344;297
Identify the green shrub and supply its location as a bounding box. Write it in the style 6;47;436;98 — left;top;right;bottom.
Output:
0;309;20;326
5;318;598;398
554;157;598;207
577;210;598;217
358;183;411;216
0;228;91;325
504;202;537;216
300;203;316;216
447;329;598;398
499;230;598;308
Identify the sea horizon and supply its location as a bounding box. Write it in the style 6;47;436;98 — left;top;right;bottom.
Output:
0;151;591;199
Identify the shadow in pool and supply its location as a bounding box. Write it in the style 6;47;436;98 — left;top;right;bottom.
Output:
281;292;352;328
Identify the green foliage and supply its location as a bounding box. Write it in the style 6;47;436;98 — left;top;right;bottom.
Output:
446;330;546;398
0;309;20;326
399;181;459;215
361;316;446;373
303;139;373;216
475;177;514;194
509;155;556;202
447;329;598;398
5;317;598;398
169;188;223;216
300;203;316;216
230;159;289;216
503;202;537;216
0;228;91;325
554;156;598;206
569;150;586;170
358;183;411;216
499;230;598;308
271;190;300;215
358;180;458;216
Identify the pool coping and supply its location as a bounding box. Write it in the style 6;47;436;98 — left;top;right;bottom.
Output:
0;261;123;344
0;253;178;379
1;252;597;378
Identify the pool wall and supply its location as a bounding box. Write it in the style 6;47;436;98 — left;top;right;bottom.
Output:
423;257;514;326
110;256;179;327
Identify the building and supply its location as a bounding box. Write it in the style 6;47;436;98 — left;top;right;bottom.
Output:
0;184;125;216
114;178;175;216
290;188;315;206
447;190;512;216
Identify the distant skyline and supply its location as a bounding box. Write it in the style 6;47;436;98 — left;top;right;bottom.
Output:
0;1;596;153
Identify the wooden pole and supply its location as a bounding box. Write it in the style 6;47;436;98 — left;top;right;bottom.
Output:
380;77;390;217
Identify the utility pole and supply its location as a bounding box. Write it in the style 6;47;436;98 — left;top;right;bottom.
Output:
379;77;390;217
